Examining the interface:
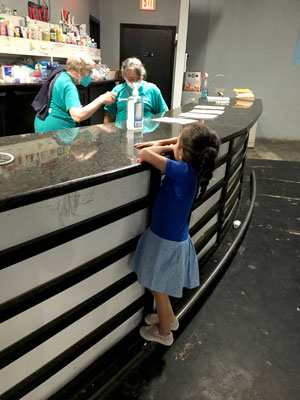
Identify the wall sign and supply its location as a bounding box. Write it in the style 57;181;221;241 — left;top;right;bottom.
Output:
140;0;156;11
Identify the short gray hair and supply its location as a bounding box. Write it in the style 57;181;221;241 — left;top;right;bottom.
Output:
121;57;146;80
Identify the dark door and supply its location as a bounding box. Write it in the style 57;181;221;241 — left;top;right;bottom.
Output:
120;24;176;108
89;15;100;49
88;81;117;125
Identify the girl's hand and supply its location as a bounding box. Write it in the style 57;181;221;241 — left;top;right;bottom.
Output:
138;145;174;172
135;140;161;149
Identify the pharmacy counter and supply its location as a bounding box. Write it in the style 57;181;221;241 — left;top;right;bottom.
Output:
0;98;262;400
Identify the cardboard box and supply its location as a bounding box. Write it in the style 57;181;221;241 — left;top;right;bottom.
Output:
184;71;201;91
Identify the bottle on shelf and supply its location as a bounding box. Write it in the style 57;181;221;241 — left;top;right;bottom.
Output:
55;24;61;42
43;27;50;41
201;72;209;99
6;21;14;37
127;83;144;130
50;24;56;42
0;17;7;36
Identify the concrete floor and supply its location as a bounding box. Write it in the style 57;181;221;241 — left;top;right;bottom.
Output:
247;138;300;162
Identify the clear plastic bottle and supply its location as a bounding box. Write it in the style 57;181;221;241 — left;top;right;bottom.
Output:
127;83;144;130
50;24;56;42
201;72;209;99
7;21;14;37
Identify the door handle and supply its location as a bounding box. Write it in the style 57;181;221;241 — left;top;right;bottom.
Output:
142;52;154;57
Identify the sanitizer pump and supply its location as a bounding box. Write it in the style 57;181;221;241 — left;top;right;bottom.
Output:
127;83;144;130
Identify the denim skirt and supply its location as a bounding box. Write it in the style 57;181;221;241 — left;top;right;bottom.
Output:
129;228;199;298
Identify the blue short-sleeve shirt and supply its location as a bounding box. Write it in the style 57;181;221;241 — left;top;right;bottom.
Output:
104;81;168;122
151;159;198;242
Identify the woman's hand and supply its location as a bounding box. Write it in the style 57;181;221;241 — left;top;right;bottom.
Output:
100;92;116;105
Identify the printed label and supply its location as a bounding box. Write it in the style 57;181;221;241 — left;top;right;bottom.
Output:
134;102;144;128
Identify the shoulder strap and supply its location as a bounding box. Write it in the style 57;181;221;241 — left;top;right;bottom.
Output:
37;71;64;120
125;84;130;96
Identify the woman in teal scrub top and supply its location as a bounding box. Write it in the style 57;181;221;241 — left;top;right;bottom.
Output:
34;55;115;132
103;57;168;124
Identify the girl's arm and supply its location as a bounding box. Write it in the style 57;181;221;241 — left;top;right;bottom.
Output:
139;145;174;172
135;137;178;149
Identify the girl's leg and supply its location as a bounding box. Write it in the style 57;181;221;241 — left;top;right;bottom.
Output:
151;290;176;335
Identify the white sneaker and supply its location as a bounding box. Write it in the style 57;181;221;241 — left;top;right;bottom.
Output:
140;325;174;346
144;313;179;331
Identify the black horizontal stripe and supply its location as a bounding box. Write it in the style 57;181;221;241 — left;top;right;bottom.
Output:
0;236;140;323
0;196;150;270
224;188;241;220
219;200;239;242
192;179;225;210
214;153;230;168
228;149;246;178
194;222;218;254
0;272;137;369
225;169;243;202
190;201;221;238
1;297;144;400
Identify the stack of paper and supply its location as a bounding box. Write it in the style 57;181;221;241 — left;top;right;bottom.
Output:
207;96;230;102
233;88;254;101
233;88;254;108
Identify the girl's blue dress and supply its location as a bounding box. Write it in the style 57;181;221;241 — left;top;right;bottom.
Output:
130;158;200;298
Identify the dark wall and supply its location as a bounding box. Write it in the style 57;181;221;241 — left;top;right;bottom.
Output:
0;80;117;136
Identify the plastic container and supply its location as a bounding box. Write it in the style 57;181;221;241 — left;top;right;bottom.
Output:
7;22;14;37
43;27;50;41
127;83;144;130
0;17;7;36
55;24;61;42
50;24;56;42
201;72;209;99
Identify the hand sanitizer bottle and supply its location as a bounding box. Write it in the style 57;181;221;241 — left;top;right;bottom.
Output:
127;83;144;130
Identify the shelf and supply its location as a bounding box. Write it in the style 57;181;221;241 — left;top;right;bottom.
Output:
0;36;101;60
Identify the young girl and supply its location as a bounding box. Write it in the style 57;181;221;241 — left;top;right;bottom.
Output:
130;122;220;346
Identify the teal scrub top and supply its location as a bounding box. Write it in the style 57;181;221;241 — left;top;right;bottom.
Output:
104;81;168;122
34;72;82;132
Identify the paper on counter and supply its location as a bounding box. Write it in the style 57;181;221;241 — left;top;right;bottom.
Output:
194;105;225;110
207;96;230;102
178;112;218;119
152;117;198;124
190;109;224;115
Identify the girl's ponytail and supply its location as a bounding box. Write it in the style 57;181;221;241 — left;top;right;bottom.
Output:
180;123;220;196
198;146;218;195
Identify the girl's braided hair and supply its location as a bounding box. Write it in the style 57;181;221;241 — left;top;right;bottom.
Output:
180;123;220;195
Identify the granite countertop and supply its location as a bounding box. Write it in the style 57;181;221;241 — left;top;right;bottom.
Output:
0;98;262;212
